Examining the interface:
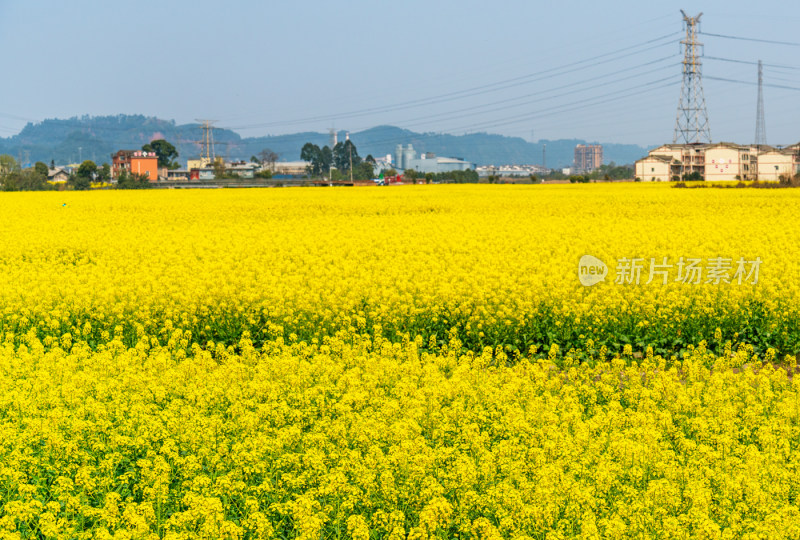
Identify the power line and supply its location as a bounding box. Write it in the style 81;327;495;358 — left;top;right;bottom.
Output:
2;30;685;143
705;75;800;92
705;56;800;70
373;57;678;133
223;32;681;132
448;77;680;135
700;31;800;48
217;11;681;127
356;75;680;147
763;73;800;84
319;79;678;155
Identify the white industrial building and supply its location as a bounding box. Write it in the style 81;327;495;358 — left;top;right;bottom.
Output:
393;144;474;174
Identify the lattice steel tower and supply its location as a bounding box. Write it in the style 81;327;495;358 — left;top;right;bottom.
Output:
196;119;216;165
673;11;711;144
754;60;767;146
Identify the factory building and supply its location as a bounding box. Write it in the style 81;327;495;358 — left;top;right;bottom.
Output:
393;144;474;174
635;143;800;182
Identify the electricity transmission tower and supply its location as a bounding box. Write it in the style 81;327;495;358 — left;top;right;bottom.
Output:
673;11;711;144
196;119;217;165
754;60;767;146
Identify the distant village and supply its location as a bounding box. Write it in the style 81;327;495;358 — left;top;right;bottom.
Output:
5;133;800;191
53;141;603;186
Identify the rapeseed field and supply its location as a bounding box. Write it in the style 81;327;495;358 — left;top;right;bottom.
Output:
1;184;799;538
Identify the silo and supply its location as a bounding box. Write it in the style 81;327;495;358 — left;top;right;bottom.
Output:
395;145;404;170
403;144;416;169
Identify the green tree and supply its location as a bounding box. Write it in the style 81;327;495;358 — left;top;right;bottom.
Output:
2;169;52;191
353;160;374;180
0;154;19;175
142;139;179;169
116;169;152;189
77;160;97;179
403;169;418;183
70;174;91;190
431;169;479;183
320;146;333;174
300;143;333;176
333;140;361;173
98;163;111;182
300;143;322;176
34;161;49;178
70;160;96;190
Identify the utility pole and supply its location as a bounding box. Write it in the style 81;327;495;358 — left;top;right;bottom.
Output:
543;144;546;170
78;147;82;163
673;11;711;144
754;59;767;146
347;132;353;182
349;144;353;182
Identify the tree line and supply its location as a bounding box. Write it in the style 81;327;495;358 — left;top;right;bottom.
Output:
0;139;181;191
542;162;634;182
0;156;138;191
401;168;479;184
300;140;483;183
300;140;376;180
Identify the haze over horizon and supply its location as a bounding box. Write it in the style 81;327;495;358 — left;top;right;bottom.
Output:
1;0;799;148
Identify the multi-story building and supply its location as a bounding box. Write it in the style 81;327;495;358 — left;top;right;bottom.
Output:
112;150;159;182
574;144;603;173
757;149;796;181
704;143;756;182
635;142;800;182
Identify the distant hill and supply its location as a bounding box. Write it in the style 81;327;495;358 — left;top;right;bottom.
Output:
0;115;648;168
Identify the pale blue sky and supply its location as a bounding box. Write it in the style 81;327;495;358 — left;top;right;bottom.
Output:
1;0;799;146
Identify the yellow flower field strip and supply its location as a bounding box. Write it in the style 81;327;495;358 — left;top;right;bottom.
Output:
1;336;799;538
0;185;799;355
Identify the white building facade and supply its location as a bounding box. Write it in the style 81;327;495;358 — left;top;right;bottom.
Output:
635;143;800;182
